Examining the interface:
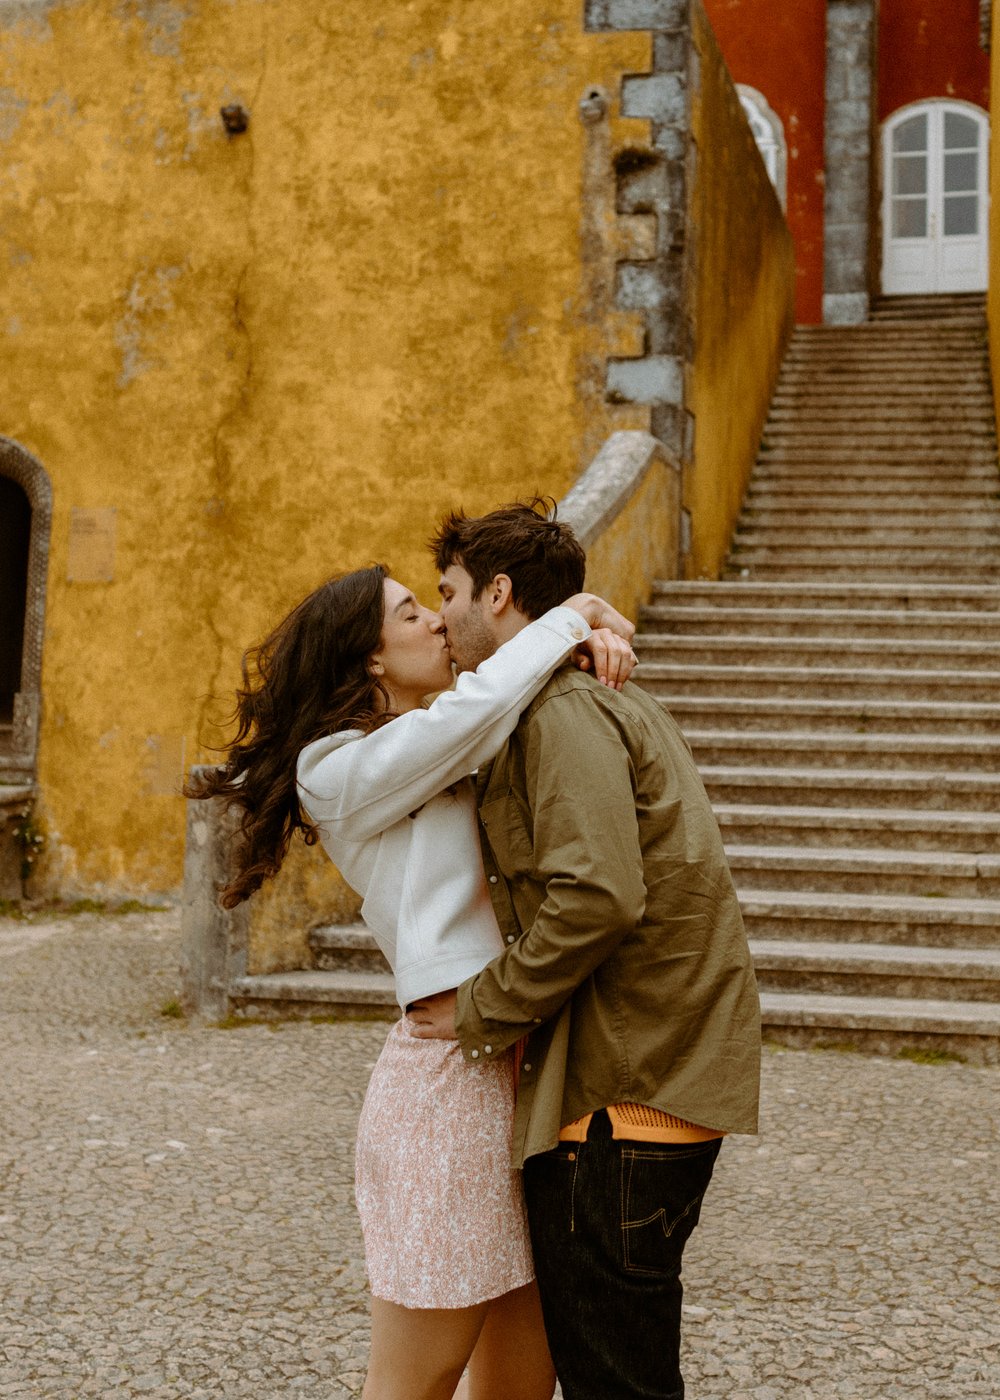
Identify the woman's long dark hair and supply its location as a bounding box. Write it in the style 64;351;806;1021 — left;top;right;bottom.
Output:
186;564;392;908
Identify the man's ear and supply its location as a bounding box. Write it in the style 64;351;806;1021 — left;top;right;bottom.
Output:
486;574;514;616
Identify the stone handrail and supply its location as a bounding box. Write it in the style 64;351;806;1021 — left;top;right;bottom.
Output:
558;430;683;624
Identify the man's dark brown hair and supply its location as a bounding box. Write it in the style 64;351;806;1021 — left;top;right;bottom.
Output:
431;497;586;619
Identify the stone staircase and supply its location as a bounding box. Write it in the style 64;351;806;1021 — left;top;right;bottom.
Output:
637;291;1000;1063
232;293;1000;1064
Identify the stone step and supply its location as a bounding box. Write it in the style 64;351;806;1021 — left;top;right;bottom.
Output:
732;528;1000;549
759;443;997;460
757;990;999;1064
740;887;1000;948
733;506;997;523
780;358;989;374
227;953;1000;1060
774;378;992;391
633;633;1000;672
714;802;1000;856
637;662;1000;701
740;524;1000;546
639;604;1000;642
726;547;1000;569
770;395;995;413
723;565;1000;583
774;378;991;396
230;968;397;1019
867;310;987;324
789;340;987;354
751;939;1000;1001
759;440;997;456
729;844;1000;897
783;337;987;351
653;693;1000;736
783;336;986;350
649;580;1000;611
750;464;997;481
764;407;994;425
780;357;988;373
702;763;1000;810
310;921;389;973
751;463;999;478
744;493;1000;510
686;728;1000;772
767;401;994;420
870;292;984;312
761;436;991;453
765;414;994;432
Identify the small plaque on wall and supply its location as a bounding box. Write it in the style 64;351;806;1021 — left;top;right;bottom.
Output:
67;507;116;582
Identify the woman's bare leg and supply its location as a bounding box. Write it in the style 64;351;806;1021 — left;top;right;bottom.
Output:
363;1296;488;1400
464;1282;556;1400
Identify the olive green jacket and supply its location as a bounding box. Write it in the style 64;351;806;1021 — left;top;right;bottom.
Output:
454;667;761;1168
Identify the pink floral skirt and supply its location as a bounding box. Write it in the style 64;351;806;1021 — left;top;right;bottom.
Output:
354;1016;534;1309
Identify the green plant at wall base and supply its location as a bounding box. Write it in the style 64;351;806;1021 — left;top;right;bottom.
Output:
10;805;45;897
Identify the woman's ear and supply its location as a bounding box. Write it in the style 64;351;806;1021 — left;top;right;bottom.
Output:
488;574;514;616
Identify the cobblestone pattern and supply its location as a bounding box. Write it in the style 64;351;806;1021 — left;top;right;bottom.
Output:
1;909;997;1399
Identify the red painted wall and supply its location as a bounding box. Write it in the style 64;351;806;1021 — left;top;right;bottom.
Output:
701;0;827;323
878;0;990;122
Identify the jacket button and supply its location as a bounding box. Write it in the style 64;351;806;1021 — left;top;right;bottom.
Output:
522;1063;532;1073
484;1044;493;1054
470;1049;480;1059
506;935;515;944
489;875;498;884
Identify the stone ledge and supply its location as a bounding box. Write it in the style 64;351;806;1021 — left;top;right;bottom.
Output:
232;969;396;1007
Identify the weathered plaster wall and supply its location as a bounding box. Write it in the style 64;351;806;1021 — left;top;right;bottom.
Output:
686;0;796;579
0;0;650;896
701;0;827;324
879;0;990;121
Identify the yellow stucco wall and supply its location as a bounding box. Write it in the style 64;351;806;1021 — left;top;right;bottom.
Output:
0;0;651;896
985;4;991;400
686;0;796;579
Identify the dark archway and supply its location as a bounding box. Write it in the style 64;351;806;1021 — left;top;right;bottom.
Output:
0;476;30;723
0;438;51;780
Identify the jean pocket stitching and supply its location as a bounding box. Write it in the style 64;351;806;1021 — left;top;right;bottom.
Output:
620;1157;710;1276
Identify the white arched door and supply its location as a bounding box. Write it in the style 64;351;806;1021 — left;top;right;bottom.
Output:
882;101;989;295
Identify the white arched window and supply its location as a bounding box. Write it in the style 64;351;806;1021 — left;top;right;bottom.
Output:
882;99;990;294
737;85;787;211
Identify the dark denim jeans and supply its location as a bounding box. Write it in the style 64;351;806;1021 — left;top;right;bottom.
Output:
523;1109;721;1400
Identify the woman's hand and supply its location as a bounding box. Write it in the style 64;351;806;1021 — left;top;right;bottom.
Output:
573;628;637;690
563;593;637;689
407;988;458;1039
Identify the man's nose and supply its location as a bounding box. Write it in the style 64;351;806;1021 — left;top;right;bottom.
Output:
429;610;446;633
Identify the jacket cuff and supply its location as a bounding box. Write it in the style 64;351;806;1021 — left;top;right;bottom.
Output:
455;977;527;1063
533;605;591;645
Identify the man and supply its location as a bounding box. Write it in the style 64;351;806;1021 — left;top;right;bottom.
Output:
410;500;761;1400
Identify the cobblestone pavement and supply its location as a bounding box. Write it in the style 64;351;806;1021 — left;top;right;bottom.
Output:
1;907;997;1400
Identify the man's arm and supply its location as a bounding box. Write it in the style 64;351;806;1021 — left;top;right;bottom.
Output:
412;685;647;1055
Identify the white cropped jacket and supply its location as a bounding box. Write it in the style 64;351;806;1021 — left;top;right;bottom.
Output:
295;607;591;1010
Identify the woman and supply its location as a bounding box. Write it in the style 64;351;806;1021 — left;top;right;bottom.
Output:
190;563;634;1400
